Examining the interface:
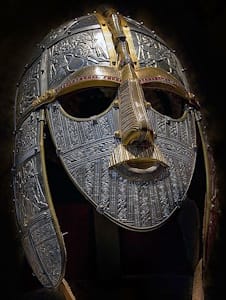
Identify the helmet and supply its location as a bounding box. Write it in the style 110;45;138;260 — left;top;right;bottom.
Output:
12;6;219;299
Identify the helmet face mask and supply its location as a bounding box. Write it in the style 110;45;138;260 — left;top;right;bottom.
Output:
12;7;218;299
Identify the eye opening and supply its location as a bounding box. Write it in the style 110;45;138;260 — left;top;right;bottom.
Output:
59;86;117;118
143;86;186;119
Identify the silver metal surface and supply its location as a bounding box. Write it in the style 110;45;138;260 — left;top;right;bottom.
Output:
12;9;203;289
47;102;197;230
13;110;65;287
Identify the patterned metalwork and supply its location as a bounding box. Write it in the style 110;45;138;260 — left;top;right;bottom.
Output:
12;8;214;293
16;61;41;123
15;13;190;122
47;29;111;87
130;30;187;85
13;110;66;287
46;101;197;230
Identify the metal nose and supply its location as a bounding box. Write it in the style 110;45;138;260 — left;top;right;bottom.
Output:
118;66;154;148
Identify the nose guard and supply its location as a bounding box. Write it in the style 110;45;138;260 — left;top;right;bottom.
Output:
109;63;169;179
119;64;154;146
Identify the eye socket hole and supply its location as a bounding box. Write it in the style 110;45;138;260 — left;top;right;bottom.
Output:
143;88;186;119
59;87;117;118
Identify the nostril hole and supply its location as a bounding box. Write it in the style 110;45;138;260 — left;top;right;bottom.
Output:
131;140;151;149
128;129;154;148
122;128;154;147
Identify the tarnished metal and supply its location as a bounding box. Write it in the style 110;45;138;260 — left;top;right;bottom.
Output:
12;7;218;299
13;109;66;287
46;99;197;229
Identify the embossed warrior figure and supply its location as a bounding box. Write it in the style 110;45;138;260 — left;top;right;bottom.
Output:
12;6;218;300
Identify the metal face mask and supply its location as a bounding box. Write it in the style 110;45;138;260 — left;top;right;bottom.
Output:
12;7;218;298
46;65;196;231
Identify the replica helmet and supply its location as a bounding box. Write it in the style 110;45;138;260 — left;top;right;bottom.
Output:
12;6;219;299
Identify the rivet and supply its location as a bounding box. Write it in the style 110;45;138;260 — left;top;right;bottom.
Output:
114;131;121;138
113;99;119;108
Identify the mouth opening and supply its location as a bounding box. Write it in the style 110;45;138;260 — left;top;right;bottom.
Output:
111;160;169;181
109;144;170;182
126;160;159;174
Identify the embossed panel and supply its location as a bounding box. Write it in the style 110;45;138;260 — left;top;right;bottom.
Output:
47;102;197;230
39;14;100;50
47;29;111;87
131;31;187;85
16;61;41;122
15;112;40;165
13;110;66;287
23;214;64;288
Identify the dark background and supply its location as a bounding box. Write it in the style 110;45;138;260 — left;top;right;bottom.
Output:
0;0;225;299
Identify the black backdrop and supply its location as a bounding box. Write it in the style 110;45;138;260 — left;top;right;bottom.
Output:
0;0;225;299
